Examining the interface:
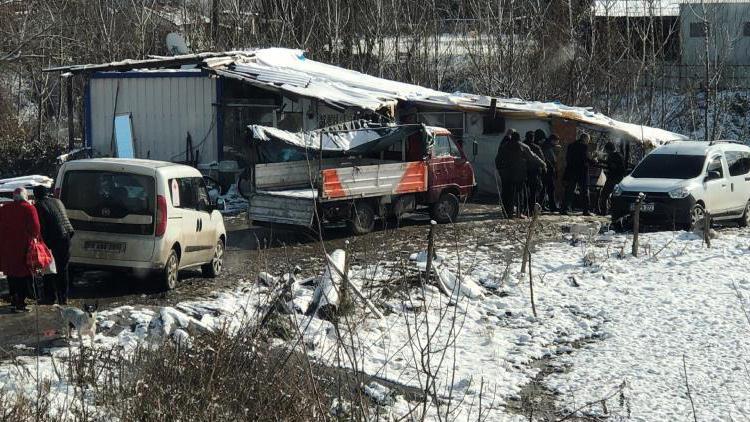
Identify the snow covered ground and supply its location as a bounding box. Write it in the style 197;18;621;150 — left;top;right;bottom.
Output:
2;227;750;420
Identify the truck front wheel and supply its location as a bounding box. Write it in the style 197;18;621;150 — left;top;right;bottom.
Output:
431;192;459;223
349;201;376;235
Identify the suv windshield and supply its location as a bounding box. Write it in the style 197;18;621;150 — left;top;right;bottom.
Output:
630;154;706;179
62;171;155;218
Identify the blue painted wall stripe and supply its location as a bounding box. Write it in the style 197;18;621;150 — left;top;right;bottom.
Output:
216;77;224;161
84;81;92;148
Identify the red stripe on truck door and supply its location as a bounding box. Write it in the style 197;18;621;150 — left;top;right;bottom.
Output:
322;169;347;198
396;162;428;194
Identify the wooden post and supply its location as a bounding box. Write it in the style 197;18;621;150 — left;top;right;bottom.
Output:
520;204;541;273
528;250;537;318
340;240;351;313
65;74;74;152
632;192;645;257
425;220;437;283
703;212;712;248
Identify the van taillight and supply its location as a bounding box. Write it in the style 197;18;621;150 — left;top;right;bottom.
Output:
156;195;168;236
53;187;61;198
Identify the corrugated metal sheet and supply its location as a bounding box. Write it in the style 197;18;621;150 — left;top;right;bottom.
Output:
248;192;316;226
89;74;218;163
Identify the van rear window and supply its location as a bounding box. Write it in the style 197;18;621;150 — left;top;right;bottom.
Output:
61;171;155;218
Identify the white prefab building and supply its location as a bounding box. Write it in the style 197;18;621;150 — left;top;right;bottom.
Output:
680;1;750;66
87;71;219;162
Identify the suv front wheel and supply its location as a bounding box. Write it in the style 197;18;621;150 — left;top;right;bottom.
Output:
738;201;750;228
688;203;706;231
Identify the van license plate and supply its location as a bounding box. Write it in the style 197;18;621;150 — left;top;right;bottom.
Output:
84;241;126;253
630;203;655;212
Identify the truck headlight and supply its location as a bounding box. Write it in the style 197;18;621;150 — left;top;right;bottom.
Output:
668;187;690;199
612;184;623;197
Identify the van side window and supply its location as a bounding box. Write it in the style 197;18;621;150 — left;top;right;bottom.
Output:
193;177;210;208
707;156;724;178
170;178;198;209
728;151;750;176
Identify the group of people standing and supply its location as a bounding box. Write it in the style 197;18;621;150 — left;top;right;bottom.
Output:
0;186;73;312
495;129;626;219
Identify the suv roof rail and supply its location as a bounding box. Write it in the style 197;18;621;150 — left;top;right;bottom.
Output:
713;140;745;145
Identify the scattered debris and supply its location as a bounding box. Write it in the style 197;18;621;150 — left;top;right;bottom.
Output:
363;381;396;406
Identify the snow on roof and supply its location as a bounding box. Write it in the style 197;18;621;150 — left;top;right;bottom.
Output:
594;0;680;17
594;0;749;17
46;48;685;145
0;175;53;193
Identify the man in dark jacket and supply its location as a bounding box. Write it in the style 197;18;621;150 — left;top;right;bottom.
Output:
541;134;560;211
524;131;546;215
598;142;627;215
561;133;592;216
496;130;546;218
33;186;74;305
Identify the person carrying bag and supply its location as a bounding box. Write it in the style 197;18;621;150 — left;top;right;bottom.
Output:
0;188;41;312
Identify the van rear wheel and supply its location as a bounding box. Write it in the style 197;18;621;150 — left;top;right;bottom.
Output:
202;240;224;278
161;249;180;290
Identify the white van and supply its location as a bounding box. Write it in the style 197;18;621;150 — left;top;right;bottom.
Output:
611;141;750;229
55;158;227;290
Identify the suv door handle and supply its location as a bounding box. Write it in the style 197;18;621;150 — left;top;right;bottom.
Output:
196;219;202;232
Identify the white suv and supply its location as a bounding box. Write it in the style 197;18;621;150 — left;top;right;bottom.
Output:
611;141;750;230
55;158;227;290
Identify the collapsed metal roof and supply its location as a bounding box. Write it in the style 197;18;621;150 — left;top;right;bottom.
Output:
248;121;423;154
45;47;686;145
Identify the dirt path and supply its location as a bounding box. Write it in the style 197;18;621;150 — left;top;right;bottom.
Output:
0;203;603;359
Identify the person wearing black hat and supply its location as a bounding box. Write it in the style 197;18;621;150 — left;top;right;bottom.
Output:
541;134;560;211
598;142;626;215
524;131;546;215
561;133;593;216
33;185;74;305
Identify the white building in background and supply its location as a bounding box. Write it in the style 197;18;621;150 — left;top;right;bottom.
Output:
679;1;750;66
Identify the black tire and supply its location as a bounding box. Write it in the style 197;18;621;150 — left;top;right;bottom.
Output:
161;249;180;291
688;203;706;231
738;201;750;228
201;239;225;278
431;193;460;224
348;201;376;235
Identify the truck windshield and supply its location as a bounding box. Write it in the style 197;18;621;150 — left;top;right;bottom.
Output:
630;154;705;179
61;171;155;218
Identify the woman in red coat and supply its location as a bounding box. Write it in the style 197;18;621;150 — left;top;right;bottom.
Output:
0;187;41;312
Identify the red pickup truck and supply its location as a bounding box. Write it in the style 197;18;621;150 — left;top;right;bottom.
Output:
247;125;476;234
